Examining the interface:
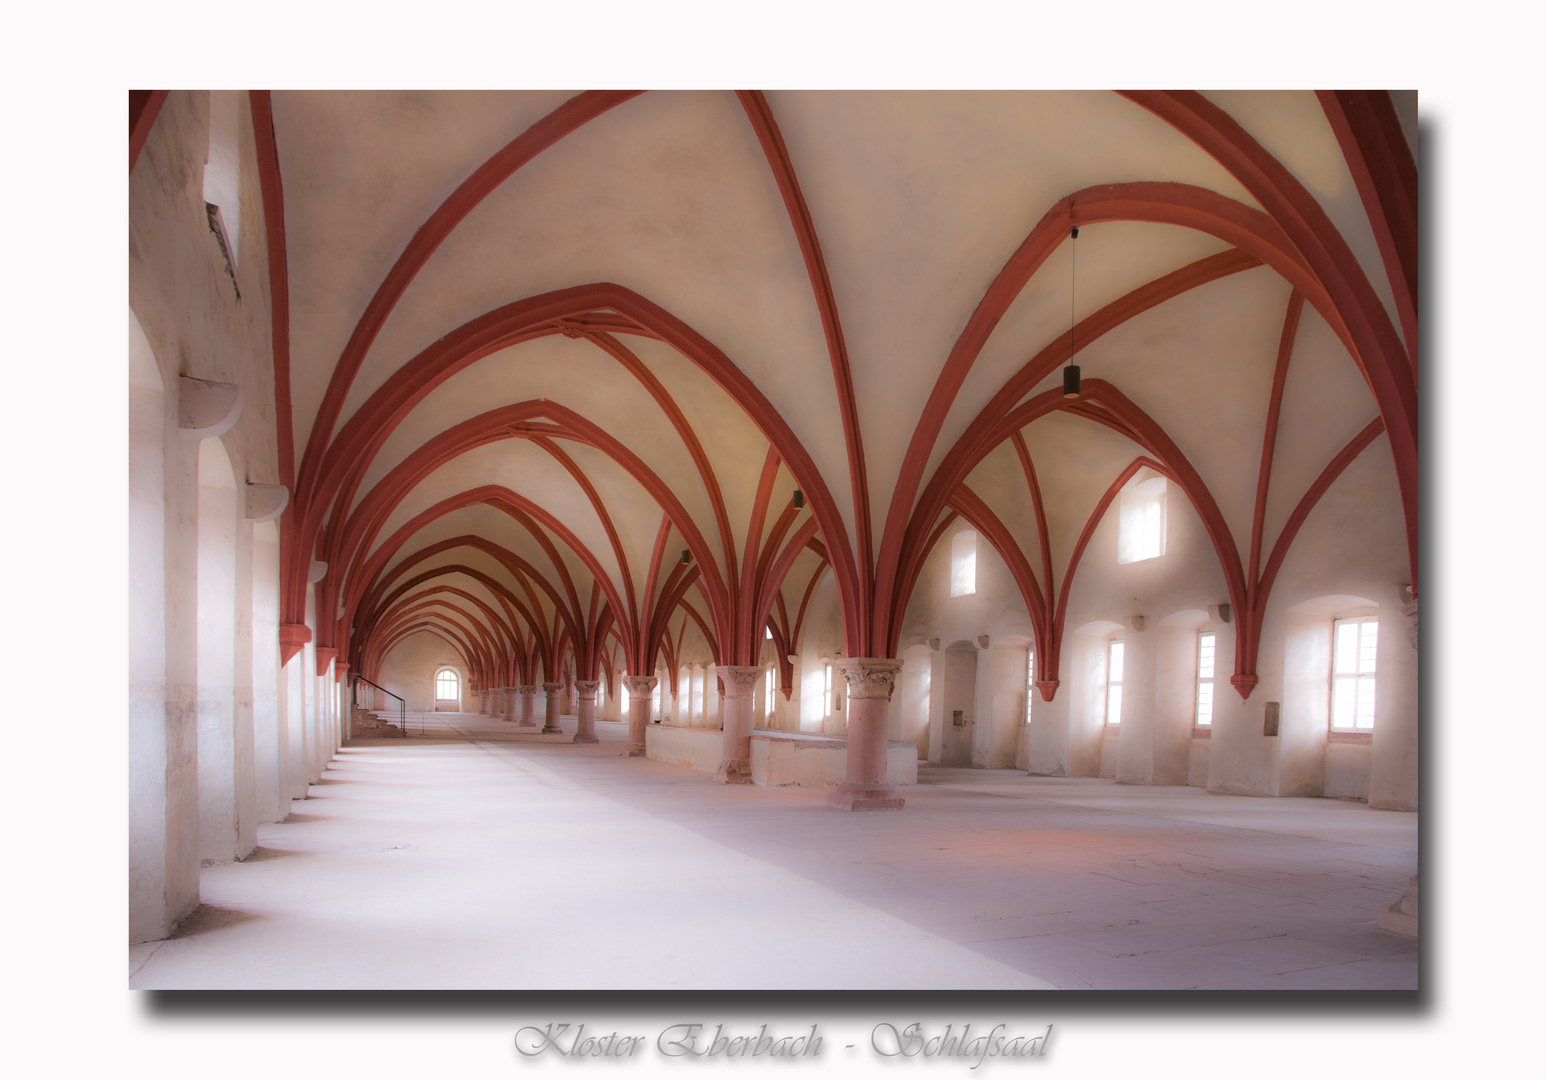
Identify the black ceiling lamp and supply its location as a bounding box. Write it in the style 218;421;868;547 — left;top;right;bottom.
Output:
1063;224;1081;400
681;549;691;565
792;489;804;510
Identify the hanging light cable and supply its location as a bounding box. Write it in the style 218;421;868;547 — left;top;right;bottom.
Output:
1062;225;1081;399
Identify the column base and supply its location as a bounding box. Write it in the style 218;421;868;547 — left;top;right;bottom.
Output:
572;732;599;744
627;748;647;758
712;758;752;784
826;782;904;811
541;723;563;734
519;718;539;728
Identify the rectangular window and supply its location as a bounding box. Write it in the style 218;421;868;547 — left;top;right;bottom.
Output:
1106;639;1124;726
764;666;775;718
1025;648;1036;724
950;530;977;596
1195;631;1216;727
823;662;833;718
1331;617;1378;731
1117;475;1167;564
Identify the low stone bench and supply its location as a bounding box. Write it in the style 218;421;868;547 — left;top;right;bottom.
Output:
645;724;916;788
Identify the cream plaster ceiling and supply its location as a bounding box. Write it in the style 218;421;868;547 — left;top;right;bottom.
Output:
265;90;1411;677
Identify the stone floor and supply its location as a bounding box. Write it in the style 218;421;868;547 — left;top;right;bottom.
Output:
129;712;1418;990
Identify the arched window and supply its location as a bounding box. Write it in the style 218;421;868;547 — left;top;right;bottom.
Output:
764;666;775;718
950;530;977;597
435;667;460;702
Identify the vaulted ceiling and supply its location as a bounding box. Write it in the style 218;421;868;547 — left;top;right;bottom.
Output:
250;90;1416;695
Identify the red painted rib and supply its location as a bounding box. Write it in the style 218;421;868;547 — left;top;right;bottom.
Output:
1117;91;1416;590
588;330;736;586
736;91;874;609
129;90;168;174
1316;91;1418;365
1247;290;1304;609
876;233;1266;656
295;90;646;504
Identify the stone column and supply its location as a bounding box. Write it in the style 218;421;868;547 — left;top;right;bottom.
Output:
573;680;600;743
828;658;906;810
714;665;763;784
624;675;657;757
541;682;564;734
518;685;537;727
502;687;519;723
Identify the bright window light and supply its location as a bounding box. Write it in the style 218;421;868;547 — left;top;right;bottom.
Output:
764;667;775;717
823;662;833;718
1331;617;1378;731
1025;648;1036;724
435;668;459;700
1118;475;1167;564
1195;631;1216;726
950;530;977;596
1106;640;1124;726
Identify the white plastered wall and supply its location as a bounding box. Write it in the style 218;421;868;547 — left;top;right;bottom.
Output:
378;632;469;711
129;89;287;939
896;441;1416;808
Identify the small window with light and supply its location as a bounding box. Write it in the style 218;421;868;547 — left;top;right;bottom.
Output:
1118;472;1167;565
950;530;977;597
1105;639;1124;726
1331;617;1378;731
1195;631;1216;727
1025;648;1036;724
435;667;459;701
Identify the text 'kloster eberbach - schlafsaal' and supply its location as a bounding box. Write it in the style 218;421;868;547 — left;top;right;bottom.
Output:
512;1021;1054;1066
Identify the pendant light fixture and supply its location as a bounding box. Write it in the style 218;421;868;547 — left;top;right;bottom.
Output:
1062;225;1081;399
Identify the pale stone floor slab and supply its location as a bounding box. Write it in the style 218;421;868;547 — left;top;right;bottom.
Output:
129;713;1418;991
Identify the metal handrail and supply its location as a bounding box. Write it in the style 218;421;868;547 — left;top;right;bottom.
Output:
352;675;415;735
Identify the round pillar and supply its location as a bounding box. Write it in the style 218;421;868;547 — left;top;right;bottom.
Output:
541;682;564;734
713;666;762;784
518;685;537;727
573;680;600;743
624;675;657;757
502;686;519;723
827;658;905;810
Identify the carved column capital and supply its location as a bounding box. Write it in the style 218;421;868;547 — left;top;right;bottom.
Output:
623;675;658;695
835;657;904;700
574;680;600;694
518;685;536;695
717;665;764;698
541;681;563;693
